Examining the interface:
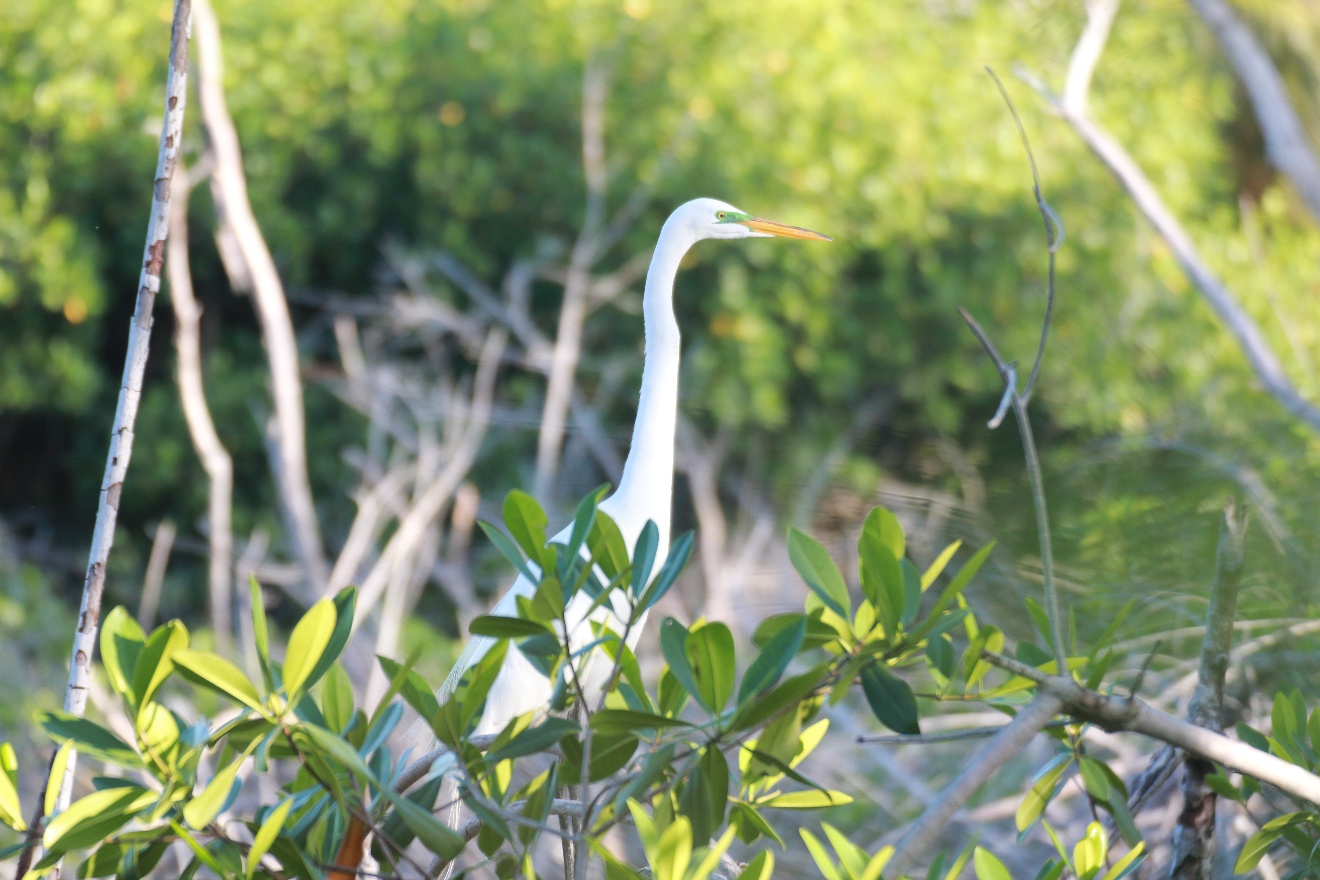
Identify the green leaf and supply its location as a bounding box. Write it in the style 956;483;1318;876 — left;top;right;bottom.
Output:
589;509;631;582
680;747;728;844
320;663;355;734
787;528;850;620
43;785;155;854
860;664;920;735
973;847;1010;880
246;798;292;880
503;490;550;567
249;576;272;688
478;520;538;583
931;541;996;622
687;622;736;714
561;733;640;783
638;531;694;613
131;620;188;711
921;541;962;590
926;634;955;679
1202;772;1241;801
45;741;72;817
0;743;22;832
659;618;703;706
900;560;923;627
1078;757;1110;802
964;626;1004;691
738;850;774;880
99;607;145;704
173;651;265;711
377;656;440;724
760;789;852;809
305;587;357;696
731;803;784;847
469;615;554;639
1016;754;1071;832
630;520;660;596
800;828;843;880
732;663;831;731
859;524;903;638
283;598;337;697
738;614;806;704
37;711;144;768
654;815;693;880
590;709;693;736
484;718;579;763
1073;822;1107;878
1097;842;1144;880
76;843;130;878
183;753;245;829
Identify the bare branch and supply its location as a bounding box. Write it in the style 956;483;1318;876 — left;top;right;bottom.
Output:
981;651;1320;806
48;0;193;832
194;0;329;593
1028;0;1320;434
1188;0;1320;224
886;693;1065;878
168;162;234;650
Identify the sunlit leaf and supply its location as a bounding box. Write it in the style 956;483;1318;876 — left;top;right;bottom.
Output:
173;651;264;711
787;528;850;620
973;847;1010;880
282;598;337;697
245;797;292;880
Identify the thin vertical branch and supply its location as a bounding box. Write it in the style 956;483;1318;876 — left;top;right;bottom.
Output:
533;60;610;500
137;519;177;631
1170;500;1248;879
194;0;329;593
168;162;234;651
47;0;193;836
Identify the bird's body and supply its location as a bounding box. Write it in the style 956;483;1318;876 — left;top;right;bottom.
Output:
438;198;829;735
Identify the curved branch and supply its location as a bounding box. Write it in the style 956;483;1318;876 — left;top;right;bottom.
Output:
194;0;329;594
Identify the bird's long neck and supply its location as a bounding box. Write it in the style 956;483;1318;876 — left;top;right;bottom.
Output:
609;224;691;549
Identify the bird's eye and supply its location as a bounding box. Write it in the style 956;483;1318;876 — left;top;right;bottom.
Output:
716;211;727;220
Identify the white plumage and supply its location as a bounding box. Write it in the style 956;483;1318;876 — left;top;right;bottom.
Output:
438;198;830;734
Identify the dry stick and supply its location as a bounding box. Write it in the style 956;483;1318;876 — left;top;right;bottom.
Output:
533;60;611;501
1170;501;1248;880
1187;0;1320;224
886;694;1066;878
981;651;1320;806
42;0;193;847
353;328;507;626
137;519;177;631
1021;0;1320;435
194;0;330;594
168;163;235;652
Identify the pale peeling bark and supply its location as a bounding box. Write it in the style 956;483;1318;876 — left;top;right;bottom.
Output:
194;0;329;595
52;0;193;822
168;166;235;652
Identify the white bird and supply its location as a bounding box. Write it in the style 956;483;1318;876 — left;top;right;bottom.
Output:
439;197;830;735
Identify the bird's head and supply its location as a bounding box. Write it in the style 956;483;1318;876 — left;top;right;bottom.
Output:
670;198;832;243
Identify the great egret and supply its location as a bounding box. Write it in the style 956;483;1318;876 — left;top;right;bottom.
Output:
440;197;830;734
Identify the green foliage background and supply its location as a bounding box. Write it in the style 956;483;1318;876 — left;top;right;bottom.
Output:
3;0;1320;751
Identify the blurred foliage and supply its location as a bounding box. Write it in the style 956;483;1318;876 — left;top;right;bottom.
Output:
2;0;1320;759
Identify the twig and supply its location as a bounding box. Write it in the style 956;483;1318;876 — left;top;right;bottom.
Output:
195;0;330;594
857;720;1073;745
137;519;177;631
168;161;234;650
1170;500;1248;879
886;693;1065;878
1187;0;1320;224
48;0;193;836
960;308;1067;667
978;651;1320;806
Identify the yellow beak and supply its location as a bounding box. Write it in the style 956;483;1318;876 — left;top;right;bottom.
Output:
737;217;832;241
